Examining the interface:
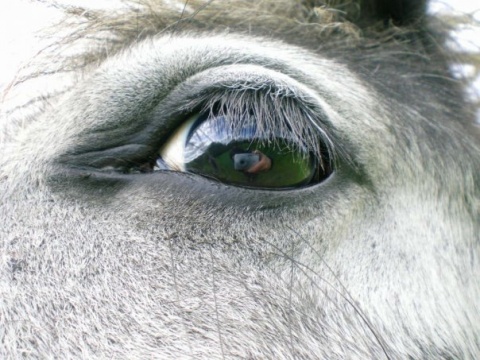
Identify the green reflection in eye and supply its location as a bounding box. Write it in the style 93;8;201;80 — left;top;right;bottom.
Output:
184;139;316;188
158;113;327;189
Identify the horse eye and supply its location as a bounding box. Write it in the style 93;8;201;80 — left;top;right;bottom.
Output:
156;112;332;189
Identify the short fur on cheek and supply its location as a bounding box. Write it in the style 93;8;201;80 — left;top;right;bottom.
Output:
0;0;479;359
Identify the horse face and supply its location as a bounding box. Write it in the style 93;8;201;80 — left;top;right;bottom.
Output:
1;1;479;358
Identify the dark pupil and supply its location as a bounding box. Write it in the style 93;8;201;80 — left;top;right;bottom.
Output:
183;115;318;189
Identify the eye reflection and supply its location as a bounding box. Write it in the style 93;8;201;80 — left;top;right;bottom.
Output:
158;113;330;189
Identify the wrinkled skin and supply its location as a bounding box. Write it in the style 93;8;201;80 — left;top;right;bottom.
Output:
1;0;479;359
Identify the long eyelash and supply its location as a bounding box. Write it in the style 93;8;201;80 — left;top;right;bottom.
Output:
194;88;336;167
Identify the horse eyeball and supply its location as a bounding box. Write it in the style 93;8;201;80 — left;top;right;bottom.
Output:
158;113;331;189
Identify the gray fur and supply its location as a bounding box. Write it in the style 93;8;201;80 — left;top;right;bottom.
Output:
1;0;479;358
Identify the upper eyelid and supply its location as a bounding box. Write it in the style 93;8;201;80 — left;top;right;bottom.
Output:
60;64;338;169
137;64;338;150
82;35;336;125
60;38;325;138
55;35;354;152
54;36;367;172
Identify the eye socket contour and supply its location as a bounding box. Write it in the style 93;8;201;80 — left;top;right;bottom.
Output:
157;111;332;189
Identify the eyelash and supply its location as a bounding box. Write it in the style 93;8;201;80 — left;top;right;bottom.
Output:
113;88;335;180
